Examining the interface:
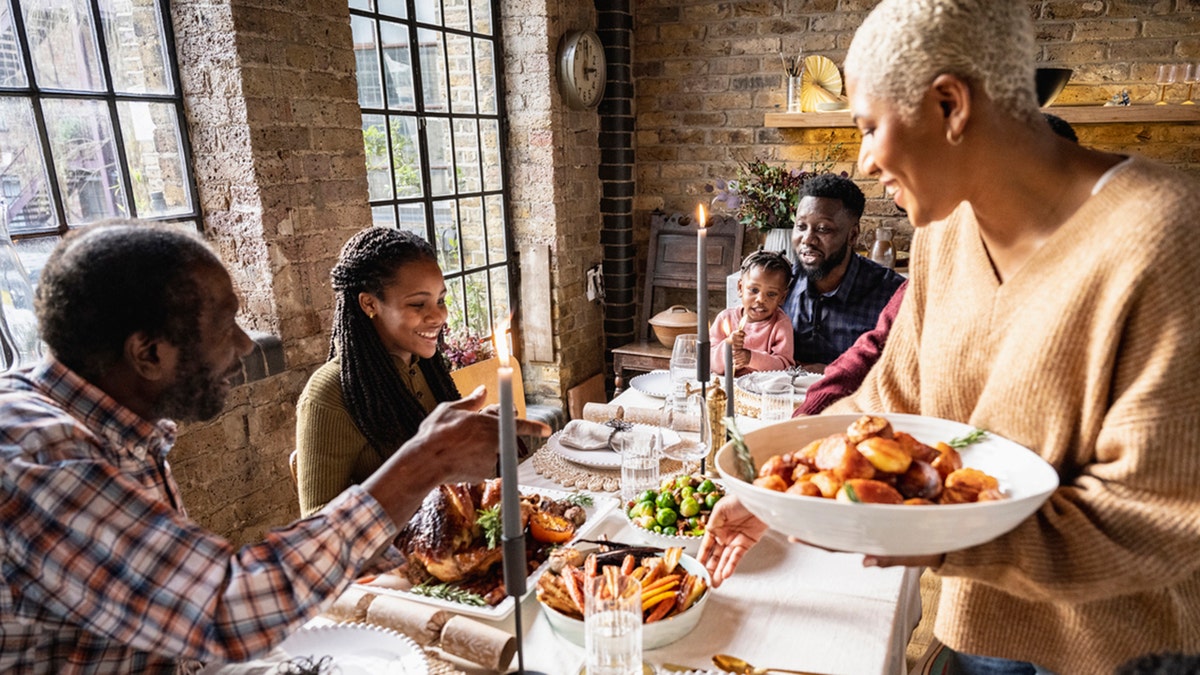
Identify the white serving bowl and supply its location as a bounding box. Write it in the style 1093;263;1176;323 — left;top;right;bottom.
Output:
541;553;711;650
623;509;704;556
715;413;1059;556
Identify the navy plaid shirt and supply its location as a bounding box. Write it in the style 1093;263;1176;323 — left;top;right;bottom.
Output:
783;253;906;365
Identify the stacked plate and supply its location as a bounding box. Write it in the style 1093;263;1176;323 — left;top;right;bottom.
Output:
733;369;822;418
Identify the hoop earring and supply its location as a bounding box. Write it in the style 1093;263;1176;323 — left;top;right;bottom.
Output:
947;130;963;146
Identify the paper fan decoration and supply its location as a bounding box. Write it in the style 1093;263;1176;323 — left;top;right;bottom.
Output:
800;55;844;112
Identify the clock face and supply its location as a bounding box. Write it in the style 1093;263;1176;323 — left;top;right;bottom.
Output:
558;30;607;109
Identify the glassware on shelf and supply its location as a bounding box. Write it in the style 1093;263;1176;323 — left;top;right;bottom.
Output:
1155;64;1178;105
869;226;896;269
1183;64;1198;105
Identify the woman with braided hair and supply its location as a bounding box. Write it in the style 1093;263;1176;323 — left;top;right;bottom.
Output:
296;227;461;516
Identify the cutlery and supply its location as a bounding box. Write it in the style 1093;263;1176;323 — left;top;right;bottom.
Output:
712;653;828;675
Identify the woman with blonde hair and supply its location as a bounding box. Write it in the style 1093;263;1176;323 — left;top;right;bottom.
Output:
700;1;1200;672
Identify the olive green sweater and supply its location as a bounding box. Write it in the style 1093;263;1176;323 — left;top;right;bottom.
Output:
295;356;438;516
829;157;1200;673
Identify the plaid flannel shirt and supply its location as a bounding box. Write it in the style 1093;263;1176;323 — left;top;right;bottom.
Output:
783;253;906;365
0;359;398;674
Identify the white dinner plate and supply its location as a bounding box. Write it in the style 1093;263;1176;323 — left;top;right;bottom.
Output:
548;424;681;469
358;486;617;619
630;369;673;398
200;623;428;674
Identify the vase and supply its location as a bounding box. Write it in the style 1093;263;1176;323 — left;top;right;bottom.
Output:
763;228;797;266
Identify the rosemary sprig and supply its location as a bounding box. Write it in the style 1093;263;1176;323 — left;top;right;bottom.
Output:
565;492;594;507
948;428;989;449
476;504;501;549
842;483;861;503
724;416;756;483
410;582;487;607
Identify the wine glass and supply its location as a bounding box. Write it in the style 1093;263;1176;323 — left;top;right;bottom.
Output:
1184;64;1198;105
659;391;710;476
1156;64;1178;105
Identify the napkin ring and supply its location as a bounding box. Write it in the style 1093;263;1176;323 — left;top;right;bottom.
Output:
604;419;633;451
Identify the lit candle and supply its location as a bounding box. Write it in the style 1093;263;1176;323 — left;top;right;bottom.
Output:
493;320;525;597
723;316;735;422
696;204;710;385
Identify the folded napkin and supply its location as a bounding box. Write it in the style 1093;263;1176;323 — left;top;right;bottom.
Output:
558;419;621;451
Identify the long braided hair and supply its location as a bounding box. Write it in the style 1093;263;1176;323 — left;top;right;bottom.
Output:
328;227;461;456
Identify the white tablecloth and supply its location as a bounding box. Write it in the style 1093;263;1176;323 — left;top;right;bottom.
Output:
465;389;923;675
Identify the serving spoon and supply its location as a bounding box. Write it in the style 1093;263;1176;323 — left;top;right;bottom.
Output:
712;653;827;675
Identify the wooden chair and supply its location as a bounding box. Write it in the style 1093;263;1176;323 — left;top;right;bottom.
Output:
450;357;526;417
611;210;743;393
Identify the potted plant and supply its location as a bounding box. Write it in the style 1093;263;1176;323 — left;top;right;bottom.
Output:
440;327;494;371
706;150;845;258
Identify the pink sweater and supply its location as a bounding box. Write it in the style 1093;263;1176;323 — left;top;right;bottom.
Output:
709;307;795;375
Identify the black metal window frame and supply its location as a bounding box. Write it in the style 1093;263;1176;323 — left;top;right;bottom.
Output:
349;0;515;342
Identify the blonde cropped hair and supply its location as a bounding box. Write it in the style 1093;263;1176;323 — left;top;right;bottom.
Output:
844;0;1041;127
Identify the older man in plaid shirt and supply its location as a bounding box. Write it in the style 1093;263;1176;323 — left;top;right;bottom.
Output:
0;221;547;674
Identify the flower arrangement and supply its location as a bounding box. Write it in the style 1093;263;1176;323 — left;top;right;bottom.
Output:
706;149;845;234
440;328;494;370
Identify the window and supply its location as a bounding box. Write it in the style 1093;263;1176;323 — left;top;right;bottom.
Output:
0;0;196;368
350;0;512;340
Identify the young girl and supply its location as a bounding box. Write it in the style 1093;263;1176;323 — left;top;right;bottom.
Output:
710;249;795;375
295;227;461;516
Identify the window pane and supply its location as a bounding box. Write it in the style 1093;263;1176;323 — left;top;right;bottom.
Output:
351;16;382;108
488;266;509;331
463;270;488;336
484;193;506;262
452;119;480;193
433;197;458;273
471;0;491;35
362;114;390;200
474;39;496;115
459;196;484;273
379;21;414;111
443;274;465;333
377;0;405;19
425;117;453;196
43;97;127;225
414;0;441;26
116;101;190;217
396;202;425;237
348;0;371;11
99;0;171;94
22;0;105;92
480;119;502;191
445;32;474;114
371;204;395;227
443;0;468;32
13;234;58;287
389;115;422;198
417;28;447;112
0;98;58;234
0;0;28;87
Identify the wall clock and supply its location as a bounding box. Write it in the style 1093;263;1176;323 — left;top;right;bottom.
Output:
557;29;607;110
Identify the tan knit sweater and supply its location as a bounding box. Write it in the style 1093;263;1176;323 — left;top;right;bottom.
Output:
295;356;438;516
829;157;1200;673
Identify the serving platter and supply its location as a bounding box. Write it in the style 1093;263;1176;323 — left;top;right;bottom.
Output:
358;486;617;619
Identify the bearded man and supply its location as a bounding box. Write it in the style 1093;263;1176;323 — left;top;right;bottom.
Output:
783;173;905;370
0;221;546;673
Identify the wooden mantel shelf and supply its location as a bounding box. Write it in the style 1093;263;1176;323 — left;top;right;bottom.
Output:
765;104;1200;128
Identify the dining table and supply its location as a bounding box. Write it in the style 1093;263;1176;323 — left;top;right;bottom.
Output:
444;386;925;675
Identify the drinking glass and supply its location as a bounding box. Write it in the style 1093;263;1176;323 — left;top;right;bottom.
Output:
1156;64;1178;105
659;391;710;475
585;572;643;675
669;333;698;406
1184;63;1198;105
618;429;660;507
760;379;795;422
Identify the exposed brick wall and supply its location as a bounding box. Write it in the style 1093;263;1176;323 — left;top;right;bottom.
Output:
169;0;371;543
634;0;1200;256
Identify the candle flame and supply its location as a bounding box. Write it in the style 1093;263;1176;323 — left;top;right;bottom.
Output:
493;316;512;367
738;313;748;331
722;317;732;334
697;203;707;229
